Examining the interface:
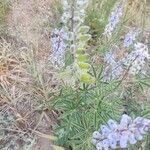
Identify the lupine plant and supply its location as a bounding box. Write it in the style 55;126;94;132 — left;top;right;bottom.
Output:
50;0;95;83
51;0;150;150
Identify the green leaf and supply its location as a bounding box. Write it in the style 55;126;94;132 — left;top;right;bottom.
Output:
80;73;95;83
78;62;90;70
139;81;150;88
76;54;87;62
79;34;91;42
78;26;90;33
76;48;85;54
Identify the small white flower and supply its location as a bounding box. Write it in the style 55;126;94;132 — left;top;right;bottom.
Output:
143;126;149;132
139;126;147;134
92;138;98;145
133;117;144;124
143;119;150;126
108;132;118;148
109;138;117;149
92;131;102;139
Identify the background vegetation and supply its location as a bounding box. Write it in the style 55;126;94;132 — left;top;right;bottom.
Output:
0;0;150;150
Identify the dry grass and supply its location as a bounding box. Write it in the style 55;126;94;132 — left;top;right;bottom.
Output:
0;1;61;149
0;34;61;148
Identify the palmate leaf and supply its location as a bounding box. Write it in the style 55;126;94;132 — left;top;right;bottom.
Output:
54;80;124;149
139;77;150;88
57;111;94;149
144;133;150;150
54;74;150;150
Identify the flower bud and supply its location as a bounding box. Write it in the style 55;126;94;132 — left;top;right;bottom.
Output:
129;133;137;145
92;131;102;139
96;142;103;150
107;119;118;130
109;138;117;149
102;139;109;150
134;129;143;141
133;117;143;124
139;127;147;134
101;125;111;137
92;138;98;145
120;114;132;128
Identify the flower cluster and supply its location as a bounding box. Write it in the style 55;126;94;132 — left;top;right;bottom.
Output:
50;28;68;69
92;114;150;150
123;42;150;75
103;45;125;81
104;1;124;38
123;28;140;48
57;0;95;83
61;0;71;24
103;50;123;81
61;0;89;27
103;64;123;81
103;42;149;81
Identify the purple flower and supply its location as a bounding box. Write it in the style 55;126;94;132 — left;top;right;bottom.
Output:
103;50;123;81
123;28;140;48
123;42;149;75
92;115;150;149
50;28;68;69
104;2;124;38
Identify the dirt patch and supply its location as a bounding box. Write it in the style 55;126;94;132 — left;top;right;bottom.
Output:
33;138;53;150
6;0;52;51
